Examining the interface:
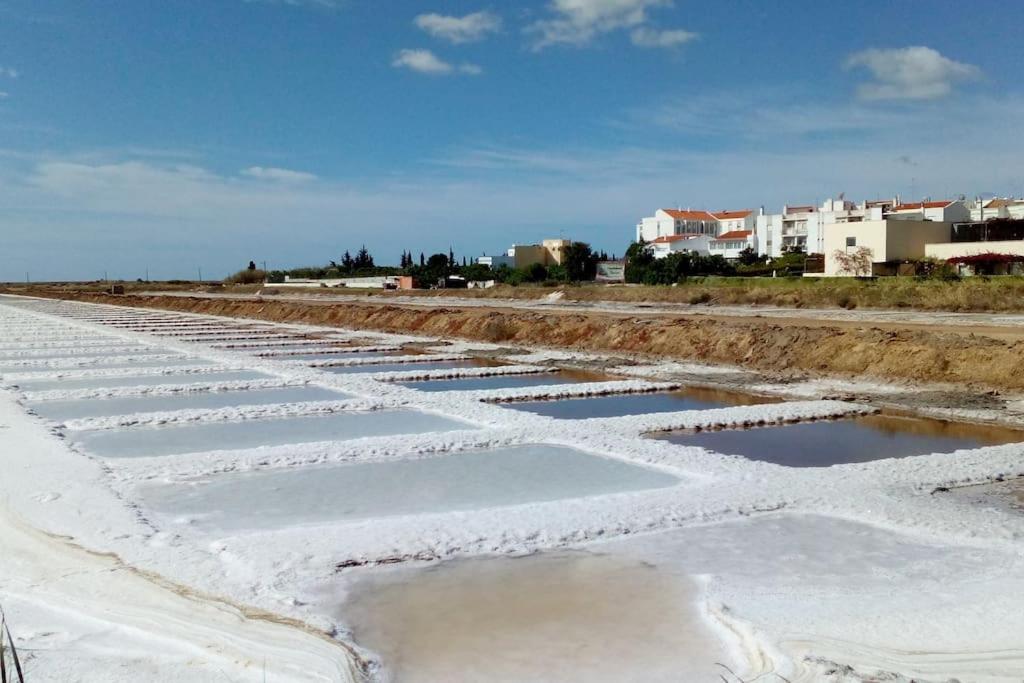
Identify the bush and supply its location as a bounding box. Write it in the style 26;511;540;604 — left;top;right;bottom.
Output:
225;268;267;285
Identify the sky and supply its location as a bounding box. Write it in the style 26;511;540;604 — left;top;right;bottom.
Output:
2;0;1023;281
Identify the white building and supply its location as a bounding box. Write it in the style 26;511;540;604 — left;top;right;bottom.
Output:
636;208;755;243
888;199;970;223
756;197;893;258
969;197;1024;222
646;234;712;258
708;230;757;260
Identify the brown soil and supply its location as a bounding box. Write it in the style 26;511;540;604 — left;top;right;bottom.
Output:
24;290;1024;392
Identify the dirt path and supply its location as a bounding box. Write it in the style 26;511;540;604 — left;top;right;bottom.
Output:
30;290;1024;392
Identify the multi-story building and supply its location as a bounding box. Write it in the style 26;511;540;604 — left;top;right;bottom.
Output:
888;199;970;223
709;230;757;260
636;208;755;244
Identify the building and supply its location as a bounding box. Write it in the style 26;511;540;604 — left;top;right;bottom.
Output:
709;230;757;260
477;238;572;270
888;199;970;223
969;197;1024;222
822;219;952;276
755;197;893;258
646;234;711;259
636;208;755;243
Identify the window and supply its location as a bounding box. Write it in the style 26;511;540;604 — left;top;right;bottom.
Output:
845;236;856;247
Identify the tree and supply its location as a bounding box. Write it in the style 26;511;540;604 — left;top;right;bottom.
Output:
419;252;425;267
562;241;598;281
342;251;354;271
248;260;257;271
354;245;374;270
832;247;874;277
737;246;760;266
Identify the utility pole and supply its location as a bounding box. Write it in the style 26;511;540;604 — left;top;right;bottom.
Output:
25;272;29;284
198;267;203;283
145;267;150;283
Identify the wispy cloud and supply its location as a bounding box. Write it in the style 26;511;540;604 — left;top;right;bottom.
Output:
0;67;18;79
844;46;981;101
414;11;502;44
391;49;481;76
241;166;317;182
526;0;676;50
629;26;696;48
242;0;342;9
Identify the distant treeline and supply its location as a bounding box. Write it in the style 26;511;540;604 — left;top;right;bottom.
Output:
233;242;611;288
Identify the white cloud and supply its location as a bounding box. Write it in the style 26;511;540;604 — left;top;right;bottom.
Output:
414;11;502;44
241;166;317;183
391;49;481;76
243;0;342;8
844;46;981;101
0;67;17;79
526;0;671;50
629;26;695;48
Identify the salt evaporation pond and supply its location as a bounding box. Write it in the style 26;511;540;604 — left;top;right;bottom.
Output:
654;413;1024;467
12;370;271;392
505;385;778;419
0;357;216;373
138;445;679;530
29;385;352;421
336;551;723;683
400;369;612;393
0;347;168;361
74;410;473;458
326;359;502;375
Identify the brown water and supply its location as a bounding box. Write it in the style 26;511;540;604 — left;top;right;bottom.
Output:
654;413;1024;467
339;552;726;682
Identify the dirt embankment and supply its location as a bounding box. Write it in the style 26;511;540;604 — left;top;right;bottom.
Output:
33;291;1024;392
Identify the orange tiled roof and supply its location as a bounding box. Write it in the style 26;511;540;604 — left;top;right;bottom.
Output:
712;230;753;240
661;209;716;221
712;209;754;220
892;200;952;211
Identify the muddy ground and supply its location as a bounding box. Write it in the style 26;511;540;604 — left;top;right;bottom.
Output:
17;289;1024;421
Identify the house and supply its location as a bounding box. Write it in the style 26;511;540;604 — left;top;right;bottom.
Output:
822;219;951;276
970;197;1024;222
755;197;893;258
888;199;970;223
646;234;711;258
477;238;572;270
709;230;757;260
636;208;755;243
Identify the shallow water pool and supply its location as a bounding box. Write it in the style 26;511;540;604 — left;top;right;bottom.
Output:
29;385;352;421
336;551;721;683
138;444;678;529
14;370;271;392
400;369;611;393
74;409;473;458
653;413;1024;467
505;385;778;419
326;359;501;375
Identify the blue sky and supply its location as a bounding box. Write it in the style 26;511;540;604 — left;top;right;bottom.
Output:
2;0;1023;280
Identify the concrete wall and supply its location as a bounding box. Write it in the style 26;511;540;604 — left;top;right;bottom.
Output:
823;219;951;276
925;240;1024;260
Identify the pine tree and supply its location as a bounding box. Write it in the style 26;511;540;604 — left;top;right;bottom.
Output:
419;252;425;267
